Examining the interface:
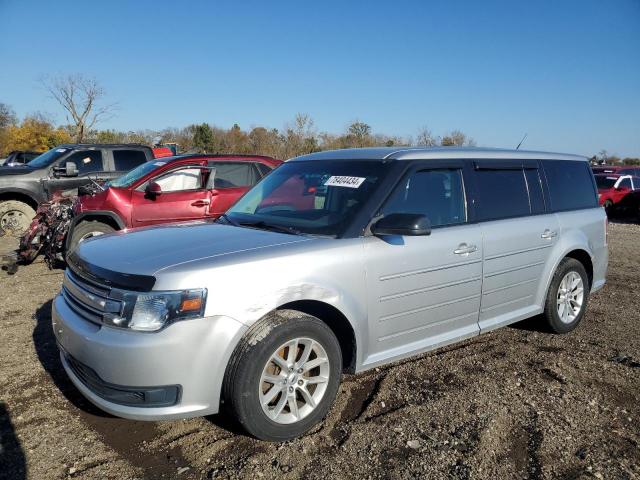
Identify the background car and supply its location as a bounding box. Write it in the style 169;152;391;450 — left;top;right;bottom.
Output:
594;173;639;213
0;143;158;235
67;154;281;251
0;150;42;167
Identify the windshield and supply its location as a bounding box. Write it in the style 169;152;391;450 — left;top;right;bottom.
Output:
226;160;390;237
27;147;71;169
595;176;618;189
108;160;166;188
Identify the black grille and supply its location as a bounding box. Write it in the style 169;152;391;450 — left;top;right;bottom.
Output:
62;350;181;408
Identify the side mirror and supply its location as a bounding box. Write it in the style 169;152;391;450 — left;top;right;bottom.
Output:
145;181;162;197
64;162;78;177
371;213;431;237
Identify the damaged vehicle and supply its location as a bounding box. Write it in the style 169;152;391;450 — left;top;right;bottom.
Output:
52;147;607;441
0;143;156;236
66;154;281;253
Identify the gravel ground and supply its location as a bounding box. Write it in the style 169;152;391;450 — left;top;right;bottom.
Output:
0;222;638;480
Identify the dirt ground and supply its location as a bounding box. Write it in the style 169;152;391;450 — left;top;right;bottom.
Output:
0;222;638;480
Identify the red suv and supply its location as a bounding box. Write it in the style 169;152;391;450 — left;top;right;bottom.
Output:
67;154;281;251
594;173;639;213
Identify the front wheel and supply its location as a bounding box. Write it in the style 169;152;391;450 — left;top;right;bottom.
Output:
0;200;36;236
68;221;115;253
543;258;590;333
223;310;342;441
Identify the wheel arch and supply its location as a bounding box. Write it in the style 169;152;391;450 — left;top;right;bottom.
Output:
66;211;125;250
0;190;39;210
277;300;358;373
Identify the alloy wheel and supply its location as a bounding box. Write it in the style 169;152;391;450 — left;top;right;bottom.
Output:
556;271;584;324
259;337;330;424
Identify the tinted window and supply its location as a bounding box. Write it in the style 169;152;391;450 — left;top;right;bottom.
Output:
619;178;632;189
113;150;148;171
475;169;530;221
65;150;104;175
525;169;545;214
543;160;598;211
256;162;273;177
382;169;466;227
595;176;617;189
154;167;203;192
209;162;257;188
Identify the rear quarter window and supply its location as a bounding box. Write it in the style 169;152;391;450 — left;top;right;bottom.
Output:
113;150;148;171
542;160;598;211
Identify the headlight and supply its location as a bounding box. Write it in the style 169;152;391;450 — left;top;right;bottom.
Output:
104;289;207;332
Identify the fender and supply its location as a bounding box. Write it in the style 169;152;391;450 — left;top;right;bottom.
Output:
0;187;43;206
66;211;127;250
537;228;594;309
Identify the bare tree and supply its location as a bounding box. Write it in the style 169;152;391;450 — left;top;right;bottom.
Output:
42;74;116;143
415;126;436;146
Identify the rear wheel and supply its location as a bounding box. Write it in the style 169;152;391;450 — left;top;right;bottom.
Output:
68;221;115;253
543;258;589;333
223;310;342;441
0;200;36;236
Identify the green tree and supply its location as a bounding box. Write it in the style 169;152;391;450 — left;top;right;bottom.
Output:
192;123;215;153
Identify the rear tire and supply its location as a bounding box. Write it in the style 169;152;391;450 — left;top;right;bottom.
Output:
0;200;36;236
543;258;590;334
68;221;115;253
223;310;342;441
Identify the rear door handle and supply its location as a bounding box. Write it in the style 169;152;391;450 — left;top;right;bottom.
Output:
541;229;557;239
454;243;478;255
191;199;210;207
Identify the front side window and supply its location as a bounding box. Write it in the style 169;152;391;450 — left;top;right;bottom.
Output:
618;178;632;189
65;150;104;175
154;167;203;192
226;160;390;237
113;150;148;171
381;169;466;227
475;169;530;221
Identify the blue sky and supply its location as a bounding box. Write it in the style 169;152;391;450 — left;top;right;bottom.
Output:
0;0;638;157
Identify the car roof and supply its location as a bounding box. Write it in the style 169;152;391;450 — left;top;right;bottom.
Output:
292;147;587;162
56;143;152;149
159;153;281;165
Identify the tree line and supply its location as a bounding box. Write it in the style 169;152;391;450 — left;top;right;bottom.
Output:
1;74;638;164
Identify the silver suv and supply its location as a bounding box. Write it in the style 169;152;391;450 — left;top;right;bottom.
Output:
52;147;607;441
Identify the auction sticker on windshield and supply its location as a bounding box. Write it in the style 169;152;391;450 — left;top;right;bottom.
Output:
324;176;366;188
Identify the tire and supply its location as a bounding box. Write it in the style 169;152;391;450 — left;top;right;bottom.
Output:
68;221;115;253
543;258;590;334
0;200;36;236
223;309;342;441
602;200;613;215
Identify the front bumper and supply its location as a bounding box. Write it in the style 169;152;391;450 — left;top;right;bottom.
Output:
52;293;247;420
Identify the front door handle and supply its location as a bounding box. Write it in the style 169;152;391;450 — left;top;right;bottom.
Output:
541;229;557;239
454;243;478;256
191;199;211;207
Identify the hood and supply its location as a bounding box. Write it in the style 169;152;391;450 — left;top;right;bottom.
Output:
0;165;33;175
73;221;311;279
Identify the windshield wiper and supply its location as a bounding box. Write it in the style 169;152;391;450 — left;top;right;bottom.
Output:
238;220;304;236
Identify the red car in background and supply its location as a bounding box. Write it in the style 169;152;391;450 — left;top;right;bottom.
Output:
67;154;281;251
594;173;639;213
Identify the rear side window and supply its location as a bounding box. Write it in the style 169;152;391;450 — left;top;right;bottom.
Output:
209;162;258;188
382;169;466;227
542;160;598;211
65;150;104;175
474;169;530;221
113;150;148;171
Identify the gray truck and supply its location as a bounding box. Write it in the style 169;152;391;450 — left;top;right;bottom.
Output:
0;144;154;235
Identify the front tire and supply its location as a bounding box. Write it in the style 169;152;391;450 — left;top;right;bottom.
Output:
543;258;590;333
68;221;115;253
0;200;36;236
223;310;342;441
